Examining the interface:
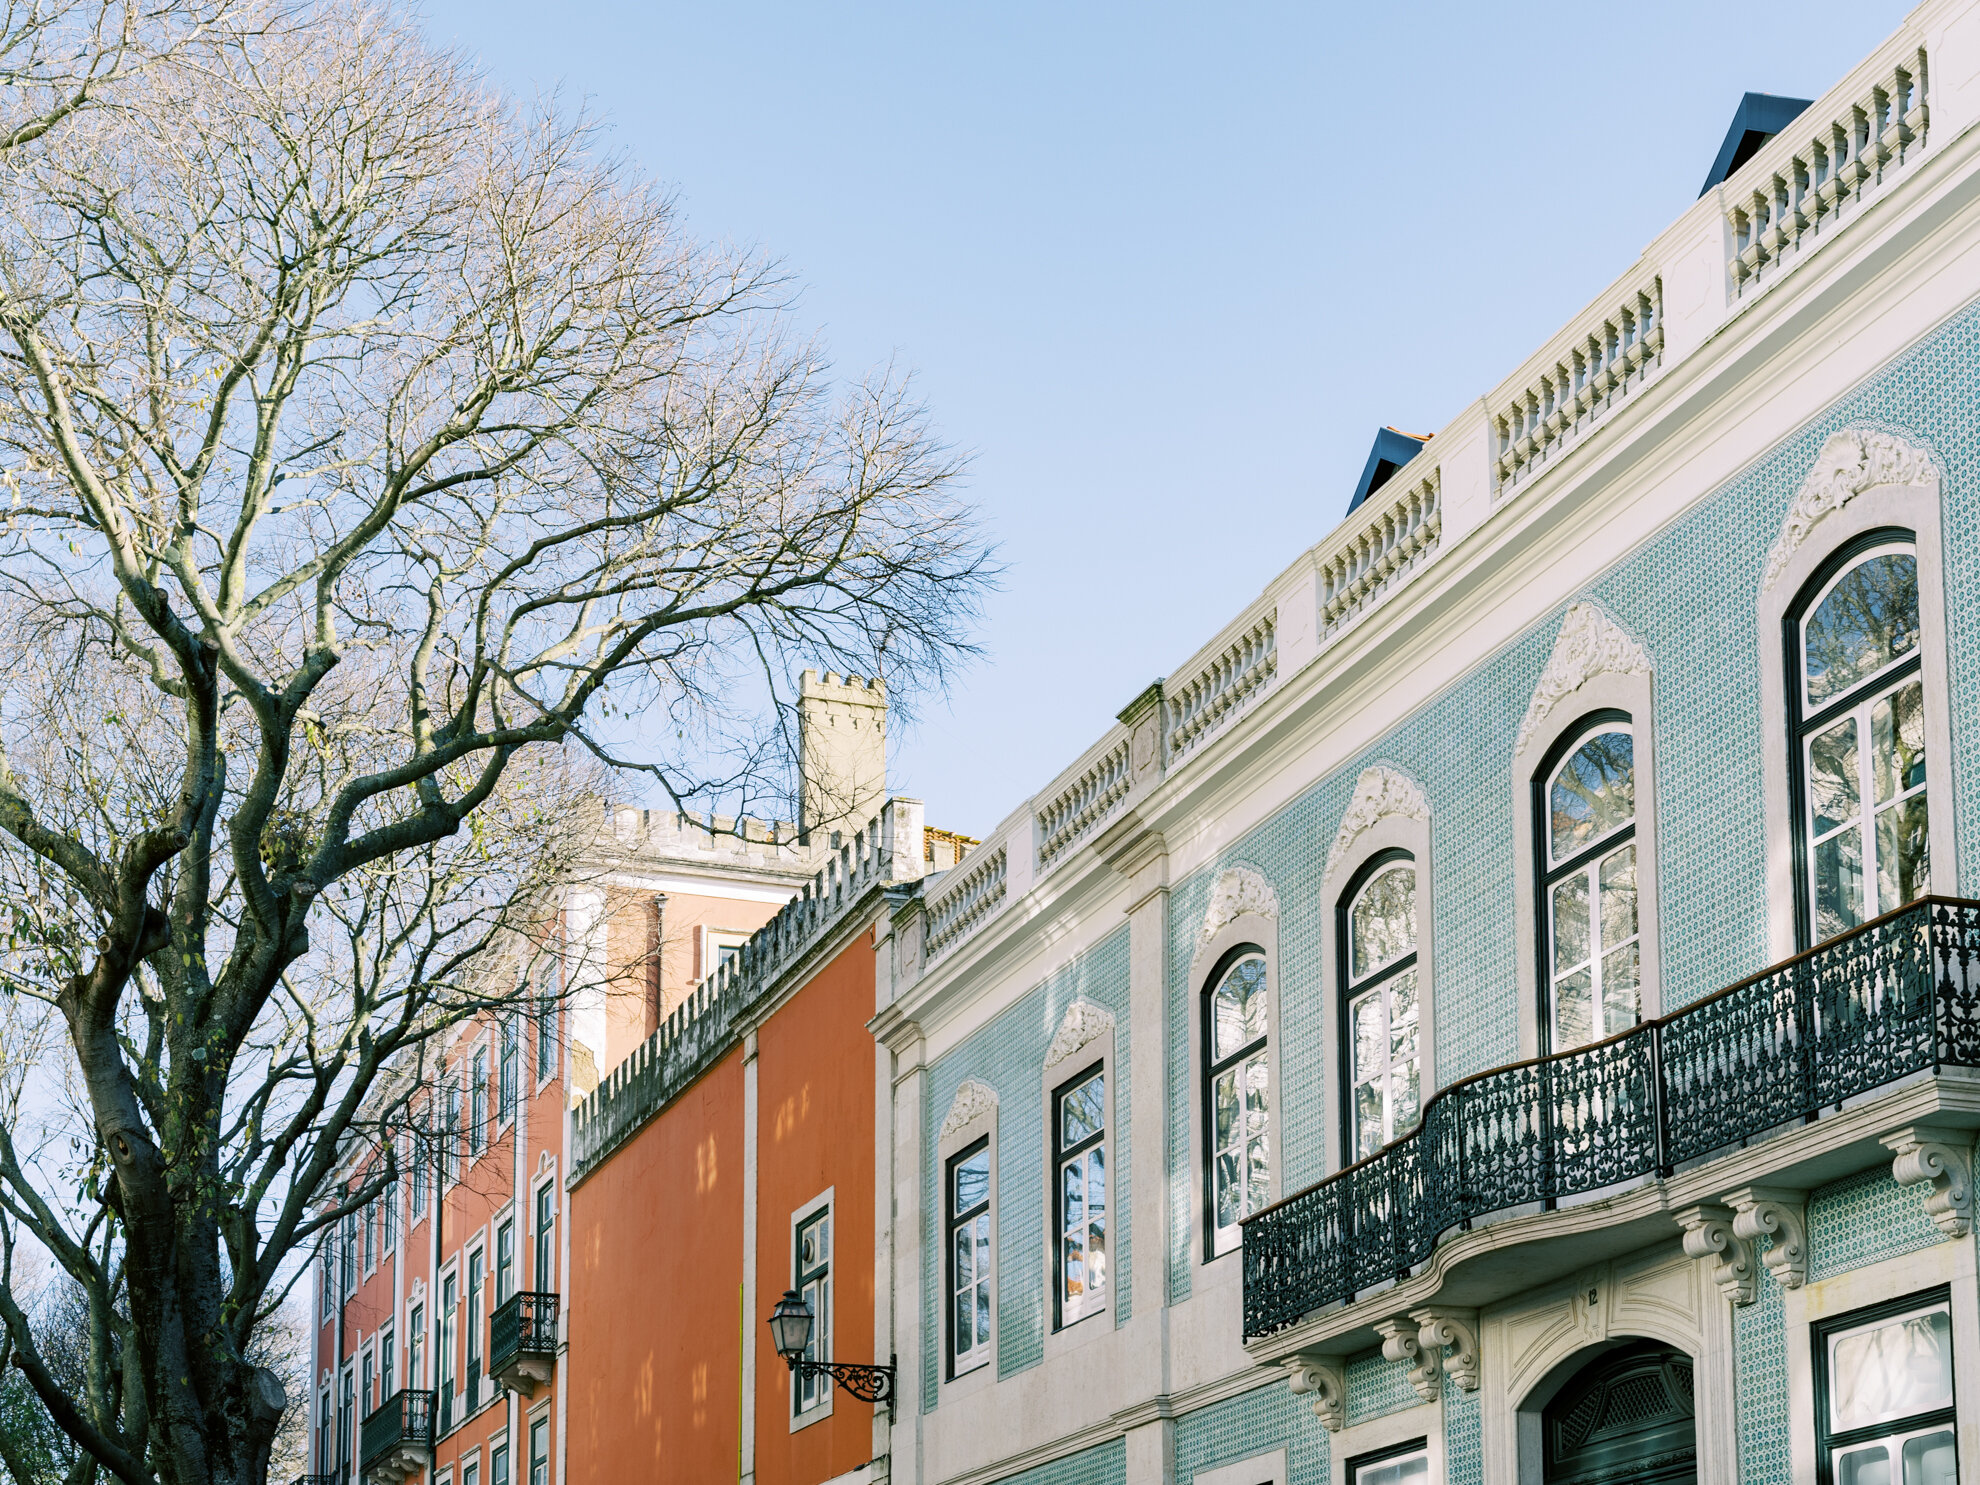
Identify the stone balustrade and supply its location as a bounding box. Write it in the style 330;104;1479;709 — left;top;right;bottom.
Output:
1035;732;1133;875
1166;610;1278;764
1494;280;1663;493
925;841;1009;960
1727;43;1929;292
1319;468;1442;640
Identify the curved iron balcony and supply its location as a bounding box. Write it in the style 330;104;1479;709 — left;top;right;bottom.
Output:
490;1290;559;1398
1241;896;1980;1341
358;1387;434;1485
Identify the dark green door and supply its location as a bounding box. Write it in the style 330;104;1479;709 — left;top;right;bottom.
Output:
1543;1342;1698;1485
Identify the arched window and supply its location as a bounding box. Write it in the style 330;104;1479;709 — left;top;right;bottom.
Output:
1203;949;1269;1255
1341;855;1419;1161
1792;540;1927;945
1539;720;1638;1052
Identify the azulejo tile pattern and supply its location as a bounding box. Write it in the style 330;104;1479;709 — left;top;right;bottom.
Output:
987;1437;1126;1485
1809;1167;1943;1282
1167;294;1980;1304
919;925;1132;1409
1736;1245;1791;1485
1344;1349;1422;1427
1444;1382;1483;1485
1175;1381;1331;1484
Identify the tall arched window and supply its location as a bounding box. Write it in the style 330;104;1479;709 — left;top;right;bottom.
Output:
1341;855;1419;1162
1792;539;1927;945
1203;949;1269;1255
1540;719;1638;1052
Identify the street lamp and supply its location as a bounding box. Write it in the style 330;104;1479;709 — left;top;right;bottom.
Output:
766;1290;897;1420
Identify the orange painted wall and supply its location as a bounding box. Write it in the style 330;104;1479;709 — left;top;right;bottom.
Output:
753;932;876;1485
567;1045;747;1485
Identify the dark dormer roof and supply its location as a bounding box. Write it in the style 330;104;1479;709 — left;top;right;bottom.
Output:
1699;92;1814;197
1347;427;1429;515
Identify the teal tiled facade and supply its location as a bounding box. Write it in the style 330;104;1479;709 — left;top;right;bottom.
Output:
1808;1168;1944;1282
1175;1382;1331;1484
1344;1350;1422;1428
920;924;1132;1409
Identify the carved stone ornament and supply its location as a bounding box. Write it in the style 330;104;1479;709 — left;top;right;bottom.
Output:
1762;428;1941;592
1284;1354;1347;1431
1882;1125;1975;1239
1676;1203;1756;1306
1326;765;1429;881
1200;863;1279;948
1375;1315;1440;1402
1725;1186;1808;1290
1045;998;1114;1070
1514;601;1652;760
939;1078;999;1142
1410;1306;1481;1393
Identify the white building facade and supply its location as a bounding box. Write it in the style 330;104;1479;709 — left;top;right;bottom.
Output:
872;4;1980;1483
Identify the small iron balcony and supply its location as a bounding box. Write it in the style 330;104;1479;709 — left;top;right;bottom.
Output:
1241;896;1980;1340
489;1290;559;1397
290;1476;338;1485
358;1387;434;1485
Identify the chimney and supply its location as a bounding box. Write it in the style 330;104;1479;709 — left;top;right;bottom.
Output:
797;670;887;842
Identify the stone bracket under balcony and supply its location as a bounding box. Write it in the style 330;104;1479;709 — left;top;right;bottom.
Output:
489;1291;559;1398
1244;1067;1980;1381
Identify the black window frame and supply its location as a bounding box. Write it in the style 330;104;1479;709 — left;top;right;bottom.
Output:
1813;1285;1956;1485
1346;1436;1429;1485
1531;708;1635;1057
1336;849;1419;1162
1200;943;1269;1259
1051;1060;1107;1331
1784;527;1924;952
793;1204;832;1414
945;1136;991;1379
533;1180;555;1291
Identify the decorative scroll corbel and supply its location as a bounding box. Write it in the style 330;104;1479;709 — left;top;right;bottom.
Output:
1882;1125;1975;1239
1375;1315;1440;1402
1410;1306;1480;1393
1724;1186;1808;1290
1283;1354;1347;1431
1675;1203;1756;1306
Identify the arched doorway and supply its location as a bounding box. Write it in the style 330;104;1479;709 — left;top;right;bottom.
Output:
1542;1341;1697;1485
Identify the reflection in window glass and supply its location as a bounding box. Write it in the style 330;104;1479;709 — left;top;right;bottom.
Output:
1206;954;1269;1253
1055;1068;1106;1325
948;1142;991;1375
1798;547;1929;942
795;1207;831;1413
1346;863;1418;1161
1351;1444;1430;1485
1544;729;1639;1051
1823;1299;1957;1485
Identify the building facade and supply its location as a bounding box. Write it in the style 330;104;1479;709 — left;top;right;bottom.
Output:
873;5;1980;1484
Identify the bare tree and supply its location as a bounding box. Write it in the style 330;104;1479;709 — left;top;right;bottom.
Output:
0;4;990;1483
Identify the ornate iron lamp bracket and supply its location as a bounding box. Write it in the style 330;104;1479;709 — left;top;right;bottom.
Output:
787;1354;898;1420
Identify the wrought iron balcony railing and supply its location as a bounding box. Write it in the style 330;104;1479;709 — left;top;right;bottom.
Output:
489;1290;559;1397
1241;896;1980;1341
289;1476;337;1485
357;1387;433;1484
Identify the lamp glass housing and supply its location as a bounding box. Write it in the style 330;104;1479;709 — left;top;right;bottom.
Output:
768;1289;814;1363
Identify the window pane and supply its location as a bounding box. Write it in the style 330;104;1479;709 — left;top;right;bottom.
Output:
1243;1052;1269;1127
1805;551;1919;706
1552;874;1591;974
1389;1059;1419;1135
1873;680;1928;804
1351;993;1384;1085
1356;1449;1430;1485
1246;1133;1270;1212
1213;1067;1239;1148
1599;844;1637;944
953;1149;988;1217
1549;731;1634;862
1877;794;1930;914
1086;1145;1105;1224
1835;1442;1891;1485
954;1226;973;1286
1810;715;1861;837
1554;966;1594;1049
1902;1430;1956;1485
1815;824;1866;939
1212;955;1269;1060
1830;1308;1954;1432
1061;1161;1083;1229
1351;865;1416;980
1354;1081;1384;1161
1388;970;1418;1066
1602;942;1641;1035
1061;1073;1103;1148
1214;1149;1241;1229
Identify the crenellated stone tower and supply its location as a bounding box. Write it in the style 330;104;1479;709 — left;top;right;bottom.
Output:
797;669;887;843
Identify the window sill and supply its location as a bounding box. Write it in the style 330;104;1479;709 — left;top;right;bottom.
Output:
790;1394;834;1433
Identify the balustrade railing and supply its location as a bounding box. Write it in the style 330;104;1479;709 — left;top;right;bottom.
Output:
1166;611;1277;763
358;1388;434;1476
490;1290;559;1374
1036;733;1133;875
1494;280;1663;493
1242;897;1980;1340
1319;469;1442;639
1727;43;1929;291
926;842;1008;960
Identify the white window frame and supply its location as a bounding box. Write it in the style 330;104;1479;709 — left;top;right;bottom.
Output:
1039;999;1115;1346
1202;945;1273;1257
1341;853;1424;1163
935;1080;998;1397
789;1186;835;1431
533;957;561;1093
531;1175;557;1294
496;1013;520;1133
1536;719;1641;1053
1190;903;1284;1263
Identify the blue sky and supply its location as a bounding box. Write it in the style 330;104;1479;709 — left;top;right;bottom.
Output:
418;0;1911;838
